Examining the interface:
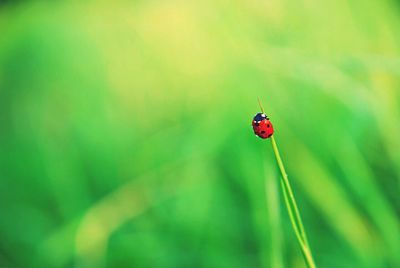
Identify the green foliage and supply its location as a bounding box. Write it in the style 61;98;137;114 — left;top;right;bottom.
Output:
0;1;399;267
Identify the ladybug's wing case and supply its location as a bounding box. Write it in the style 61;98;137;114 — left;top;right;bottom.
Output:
253;119;274;139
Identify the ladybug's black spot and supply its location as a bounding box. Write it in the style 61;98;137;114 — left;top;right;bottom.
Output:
267;124;270;128
260;131;266;134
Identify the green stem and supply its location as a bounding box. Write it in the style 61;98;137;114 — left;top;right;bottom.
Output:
270;136;316;268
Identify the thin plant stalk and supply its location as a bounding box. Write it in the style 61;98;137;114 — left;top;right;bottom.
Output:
271;135;317;268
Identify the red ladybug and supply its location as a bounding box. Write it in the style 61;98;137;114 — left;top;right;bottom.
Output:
252;113;274;139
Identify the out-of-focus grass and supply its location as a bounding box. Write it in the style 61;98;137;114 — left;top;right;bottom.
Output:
0;1;399;267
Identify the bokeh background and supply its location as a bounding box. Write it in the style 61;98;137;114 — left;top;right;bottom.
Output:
0;1;399;267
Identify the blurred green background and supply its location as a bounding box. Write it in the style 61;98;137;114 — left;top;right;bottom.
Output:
0;0;399;267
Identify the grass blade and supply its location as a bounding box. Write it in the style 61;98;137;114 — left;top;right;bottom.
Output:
270;136;316;268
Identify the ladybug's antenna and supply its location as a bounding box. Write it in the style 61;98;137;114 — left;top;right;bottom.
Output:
257;97;265;114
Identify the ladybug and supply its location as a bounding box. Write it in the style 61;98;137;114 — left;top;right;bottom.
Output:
252;112;274;139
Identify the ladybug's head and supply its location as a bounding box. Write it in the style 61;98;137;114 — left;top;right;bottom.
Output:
253;113;269;122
